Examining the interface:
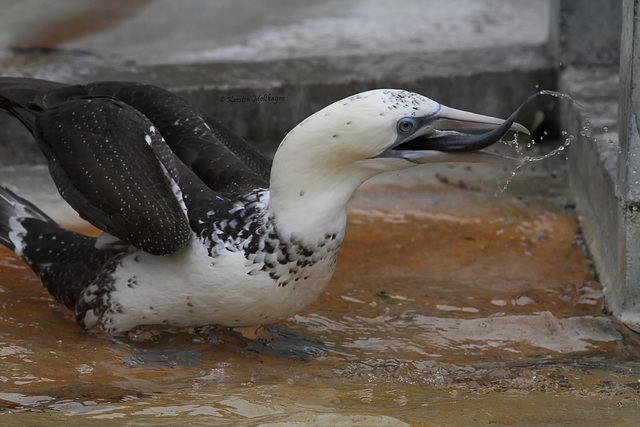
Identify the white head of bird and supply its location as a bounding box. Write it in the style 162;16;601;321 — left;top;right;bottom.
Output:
269;89;527;242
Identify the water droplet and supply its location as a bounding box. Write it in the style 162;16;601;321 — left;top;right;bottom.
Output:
496;90;590;191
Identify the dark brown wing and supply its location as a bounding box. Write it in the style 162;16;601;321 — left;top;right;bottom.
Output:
0;77;270;254
0;78;271;194
35;96;192;255
83;81;271;194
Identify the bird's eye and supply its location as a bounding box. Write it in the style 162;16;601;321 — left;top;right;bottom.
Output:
397;118;415;134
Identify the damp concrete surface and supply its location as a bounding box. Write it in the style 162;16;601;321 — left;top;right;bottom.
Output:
0;159;639;426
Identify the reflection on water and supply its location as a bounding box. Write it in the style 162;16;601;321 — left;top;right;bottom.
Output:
1;175;640;424
295;311;622;357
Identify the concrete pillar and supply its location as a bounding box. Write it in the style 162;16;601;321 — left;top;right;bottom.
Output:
550;0;622;67
616;0;640;330
555;0;640;330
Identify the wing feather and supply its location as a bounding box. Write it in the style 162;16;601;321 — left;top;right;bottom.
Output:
36;96;191;255
84;81;271;194
1;77;270;254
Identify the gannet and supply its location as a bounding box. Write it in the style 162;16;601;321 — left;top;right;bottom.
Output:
0;78;527;333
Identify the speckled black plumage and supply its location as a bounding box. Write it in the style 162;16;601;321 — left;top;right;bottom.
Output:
0;79;270;193
39;97;191;255
0;77;273;315
82;81;271;193
0;187;127;310
0;78;271;255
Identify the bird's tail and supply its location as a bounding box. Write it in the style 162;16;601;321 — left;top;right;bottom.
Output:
0;185;54;257
0;186;102;309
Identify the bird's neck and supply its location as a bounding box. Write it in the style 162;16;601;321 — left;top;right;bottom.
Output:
268;158;375;246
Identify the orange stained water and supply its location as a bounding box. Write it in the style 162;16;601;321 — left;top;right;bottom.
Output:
1;175;639;425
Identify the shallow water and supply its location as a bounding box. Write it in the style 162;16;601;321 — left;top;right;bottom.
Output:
1;174;640;425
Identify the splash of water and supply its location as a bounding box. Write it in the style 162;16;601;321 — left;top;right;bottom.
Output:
497;90;592;193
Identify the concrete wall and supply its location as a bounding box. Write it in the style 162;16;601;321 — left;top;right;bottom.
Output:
616;0;640;330
559;0;640;331
550;0;622;66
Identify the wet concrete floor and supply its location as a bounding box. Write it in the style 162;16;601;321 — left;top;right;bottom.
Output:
0;164;639;425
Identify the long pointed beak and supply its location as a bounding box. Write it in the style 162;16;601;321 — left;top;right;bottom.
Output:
434;106;529;136
391;103;530;164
